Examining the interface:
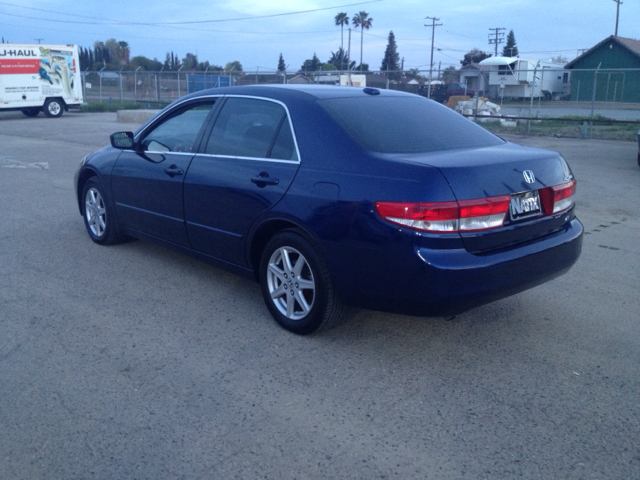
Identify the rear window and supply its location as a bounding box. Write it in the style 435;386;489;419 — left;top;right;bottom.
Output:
317;95;504;154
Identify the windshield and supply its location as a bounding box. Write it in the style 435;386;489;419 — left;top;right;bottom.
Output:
318;95;504;154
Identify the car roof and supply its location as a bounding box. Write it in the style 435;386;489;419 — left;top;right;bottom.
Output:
182;84;413;102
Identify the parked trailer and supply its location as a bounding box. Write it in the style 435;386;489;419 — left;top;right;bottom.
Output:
479;57;569;100
0;44;83;118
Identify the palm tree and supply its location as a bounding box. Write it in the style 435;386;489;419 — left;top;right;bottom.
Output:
334;12;349;70
116;41;130;65
352;11;373;72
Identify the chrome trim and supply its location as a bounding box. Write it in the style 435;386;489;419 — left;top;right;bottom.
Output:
141;151;195;156
194;153;299;164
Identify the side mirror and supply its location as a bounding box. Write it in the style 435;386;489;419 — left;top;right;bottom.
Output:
110;131;135;150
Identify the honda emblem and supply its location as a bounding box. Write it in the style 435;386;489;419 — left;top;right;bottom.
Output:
523;170;535;184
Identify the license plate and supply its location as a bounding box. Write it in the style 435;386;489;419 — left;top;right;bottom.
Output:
510;190;541;220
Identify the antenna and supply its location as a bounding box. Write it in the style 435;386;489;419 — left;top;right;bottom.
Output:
612;0;623;36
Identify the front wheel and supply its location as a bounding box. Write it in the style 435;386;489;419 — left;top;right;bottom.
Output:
260;231;345;335
81;177;124;245
43;98;64;118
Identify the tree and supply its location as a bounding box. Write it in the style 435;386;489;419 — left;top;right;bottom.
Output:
551;55;568;64
300;53;322;72
277;53;286;72
131;55;163;71
104;38;119;65
182;52;198;70
116;41;130;65
441;65;460;83
196;61;210;71
501;30;518;57
460;48;491;66
334;12;349;70
354;62;369;72
328;48;353;71
381;30;400;80
405;68;426;82
352;11;373;72
225;61;243;72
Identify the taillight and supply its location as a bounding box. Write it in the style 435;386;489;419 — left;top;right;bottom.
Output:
539;179;576;214
375;195;510;233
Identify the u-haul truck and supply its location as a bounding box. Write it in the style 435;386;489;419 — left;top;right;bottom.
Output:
0;43;83;118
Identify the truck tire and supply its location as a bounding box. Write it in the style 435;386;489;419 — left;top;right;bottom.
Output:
43;98;64;118
21;108;41;117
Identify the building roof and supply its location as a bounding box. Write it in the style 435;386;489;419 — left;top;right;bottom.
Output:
565;35;640;68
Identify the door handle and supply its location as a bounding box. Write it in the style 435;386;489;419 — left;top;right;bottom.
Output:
251;172;279;186
164;165;184;177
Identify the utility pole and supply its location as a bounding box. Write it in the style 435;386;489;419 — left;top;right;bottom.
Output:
488;27;506;56
347;27;352;85
612;0;622;36
425;16;442;98
34;38;44;44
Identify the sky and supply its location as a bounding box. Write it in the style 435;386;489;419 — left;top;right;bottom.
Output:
1;0;639;72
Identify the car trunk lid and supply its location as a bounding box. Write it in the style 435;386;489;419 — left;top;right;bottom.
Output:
388;142;576;254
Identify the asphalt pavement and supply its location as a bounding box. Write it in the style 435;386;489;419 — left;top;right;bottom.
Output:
1;110;638;479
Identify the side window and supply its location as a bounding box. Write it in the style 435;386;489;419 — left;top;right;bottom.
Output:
140;102;215;153
205;97;298;161
271;120;299;161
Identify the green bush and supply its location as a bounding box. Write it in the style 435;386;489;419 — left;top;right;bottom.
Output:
81;101;166;112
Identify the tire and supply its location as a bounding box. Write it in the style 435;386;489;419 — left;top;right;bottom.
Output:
21;108;40;117
260;230;345;335
81;177;124;245
43;98;64;118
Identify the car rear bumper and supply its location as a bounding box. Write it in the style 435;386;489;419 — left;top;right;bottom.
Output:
329;218;583;317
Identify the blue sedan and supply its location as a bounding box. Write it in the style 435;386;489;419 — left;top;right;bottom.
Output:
74;85;582;334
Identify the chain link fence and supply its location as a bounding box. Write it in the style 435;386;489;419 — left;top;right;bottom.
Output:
81;67;640;139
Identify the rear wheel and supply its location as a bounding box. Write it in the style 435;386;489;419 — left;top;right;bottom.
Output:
43;98;64;118
82;177;124;245
21;108;40;117
260;230;345;335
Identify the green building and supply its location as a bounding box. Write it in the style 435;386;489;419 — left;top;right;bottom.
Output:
565;36;640;103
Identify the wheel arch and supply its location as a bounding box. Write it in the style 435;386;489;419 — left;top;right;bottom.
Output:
248;218;316;281
76;168;100;215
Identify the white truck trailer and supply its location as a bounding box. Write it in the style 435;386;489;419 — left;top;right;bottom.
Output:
479;56;569;100
0;44;83;117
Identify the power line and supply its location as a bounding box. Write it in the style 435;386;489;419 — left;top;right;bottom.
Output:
0;0;383;26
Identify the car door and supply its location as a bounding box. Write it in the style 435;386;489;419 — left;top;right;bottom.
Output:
184;96;301;266
111;99;218;246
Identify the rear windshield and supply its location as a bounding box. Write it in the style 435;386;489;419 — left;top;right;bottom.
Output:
317;95;504;154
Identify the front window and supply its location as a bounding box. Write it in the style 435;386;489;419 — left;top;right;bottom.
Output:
140;102;215;153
